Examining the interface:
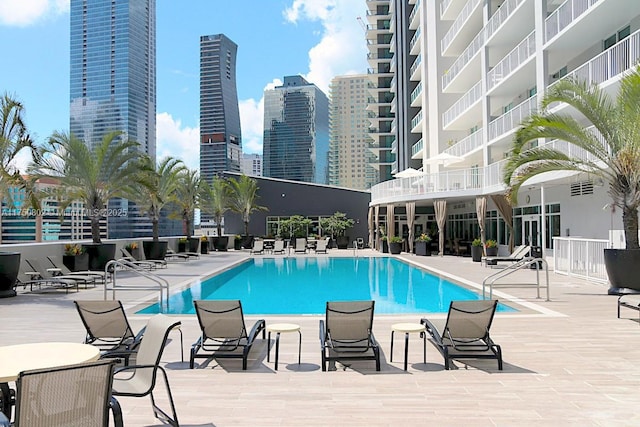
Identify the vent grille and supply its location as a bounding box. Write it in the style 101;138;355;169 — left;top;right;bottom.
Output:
570;180;594;196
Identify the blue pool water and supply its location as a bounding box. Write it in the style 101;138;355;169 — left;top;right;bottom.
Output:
138;257;515;315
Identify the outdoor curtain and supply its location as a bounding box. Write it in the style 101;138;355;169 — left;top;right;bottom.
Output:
476;196;487;253
434;199;447;256
386;204;395;239
374;205;380;249
406;202;415;254
367;207;374;249
491;194;514;252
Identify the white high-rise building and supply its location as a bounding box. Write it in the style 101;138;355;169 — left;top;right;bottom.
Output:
329;75;379;190
241;153;263;177
368;0;637;253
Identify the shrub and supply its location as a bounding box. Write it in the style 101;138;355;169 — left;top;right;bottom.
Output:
389;236;404;243
64;243;84;256
178;237;188;243
124;242;138;251
416;233;431;242
472;238;482;247
200;236;208;242
486;239;498;248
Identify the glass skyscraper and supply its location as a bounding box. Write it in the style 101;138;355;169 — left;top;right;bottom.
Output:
263;75;329;184
70;0;156;238
199;34;242;182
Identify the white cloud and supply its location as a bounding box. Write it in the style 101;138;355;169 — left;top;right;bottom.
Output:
283;0;368;94
0;0;69;26
156;112;200;170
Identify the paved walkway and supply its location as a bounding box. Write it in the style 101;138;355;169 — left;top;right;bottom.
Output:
1;249;638;426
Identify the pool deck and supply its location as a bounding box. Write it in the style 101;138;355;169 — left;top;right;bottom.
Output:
2;249;639;426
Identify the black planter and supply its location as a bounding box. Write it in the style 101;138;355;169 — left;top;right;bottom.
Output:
201;240;209;254
82;243;116;271
380;239;388;253
188;237;200;253
471;246;483;262
604;249;640;294
178;242;187;253
63;253;89;272
241;235;254;249
143;240;168;261
214;236;229;251
0;252;20;298
234;239;242;250
415;241;431;256
486;247;498;257
336;236;350;250
389;241;403;254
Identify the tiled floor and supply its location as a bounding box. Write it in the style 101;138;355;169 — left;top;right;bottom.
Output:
2;249;639;426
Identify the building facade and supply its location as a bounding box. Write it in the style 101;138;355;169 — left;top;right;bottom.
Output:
328;75;379;190
263;75;329;184
241;153;263;177
70;0;156;238
367;0;637;254
200;34;242;182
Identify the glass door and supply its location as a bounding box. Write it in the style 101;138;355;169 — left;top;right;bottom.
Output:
522;215;540;247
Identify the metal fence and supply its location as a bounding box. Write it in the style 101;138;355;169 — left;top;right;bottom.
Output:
553;236;609;283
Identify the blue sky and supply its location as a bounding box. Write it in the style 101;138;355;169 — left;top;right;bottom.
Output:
0;0;368;170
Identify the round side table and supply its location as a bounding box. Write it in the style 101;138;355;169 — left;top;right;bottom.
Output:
390;323;426;371
266;323;301;370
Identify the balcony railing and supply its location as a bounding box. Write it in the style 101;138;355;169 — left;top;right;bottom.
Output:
411;110;423;130
487;31;535;91
412;138;424;157
409;53;422;76
440;0;452;18
409;0;421;25
485;0;525;41
441;0;482;54
442;29;484;90
410;81;423;104
545;0;600;43
409;27;421;51
488;96;537;141
444;128;483;157
442;80;482;128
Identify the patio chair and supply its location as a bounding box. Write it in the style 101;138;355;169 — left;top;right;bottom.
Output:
420;300;503;370
165;248;190;261
319;300;381;371
17;262;78;293
294;238;307;254
356;237;365;249
47;255;108;284
119;247;159;270
0;360;123;427
315;237;329;254
250;239;264;255
26;257;96;289
482;245;530;267
190;300;266;370
112;314;181;427
272;239;286;254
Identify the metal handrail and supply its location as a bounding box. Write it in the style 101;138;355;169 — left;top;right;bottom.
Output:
482;257;550;301
104;259;170;309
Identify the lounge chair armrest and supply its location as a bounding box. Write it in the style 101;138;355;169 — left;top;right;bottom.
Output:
420;318;445;347
247;319;266;344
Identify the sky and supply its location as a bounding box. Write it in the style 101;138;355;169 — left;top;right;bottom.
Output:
0;0;369;170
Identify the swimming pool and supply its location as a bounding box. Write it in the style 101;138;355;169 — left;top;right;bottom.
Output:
139;257;515;315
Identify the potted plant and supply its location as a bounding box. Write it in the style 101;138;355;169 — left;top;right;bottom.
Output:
320;212;355;249
379;235;388;253
199;176;230;252
388;236;404;254
63;243;89;272
504;65;640;294
124;242;140;260
234;235;242;250
415;233;432;256
228;175;268;241
178;237;188;253
200;236;209;254
485;239;498;257
471;238;483;262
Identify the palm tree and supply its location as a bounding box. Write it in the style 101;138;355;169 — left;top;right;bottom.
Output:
199;176;231;238
171;168;201;237
29;130;141;243
126;156;186;241
227;175;267;237
503;66;640;250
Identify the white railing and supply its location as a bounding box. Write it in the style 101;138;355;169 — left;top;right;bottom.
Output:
553;236;609;283
440;0;452;18
409;0;421;24
410;27;421;51
488;96;537;141
410;54;422;76
412;138;424;157
410;81;423;104
444;128;483;157
441;0;482;54
487;31;535;90
442;29;485;90
442;80;482;128
545;0;600;43
411;110;423;130
551;29;640;89
485;0;525;41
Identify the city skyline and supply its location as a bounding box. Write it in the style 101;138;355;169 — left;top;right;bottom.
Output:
0;0;368;170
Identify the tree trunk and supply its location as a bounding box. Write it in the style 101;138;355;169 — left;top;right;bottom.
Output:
152;219;159;241
216;222;223;237
91;217;101;243
623;205;639;249
244;221;249;237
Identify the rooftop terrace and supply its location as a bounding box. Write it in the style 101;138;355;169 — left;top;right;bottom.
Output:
1;249;638;426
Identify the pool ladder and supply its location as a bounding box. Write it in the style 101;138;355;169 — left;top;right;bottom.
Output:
482;257;550;301
104;259;170;310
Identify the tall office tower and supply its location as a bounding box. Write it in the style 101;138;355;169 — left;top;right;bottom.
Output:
364;0;395;183
263;75;329;184
70;0;156;238
241;153;263;177
329;75;379;190
368;0;639;252
199;34;242;183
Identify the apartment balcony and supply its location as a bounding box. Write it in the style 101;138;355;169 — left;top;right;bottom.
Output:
486;31;536;96
410;110;424;132
409;0;421;30
367;51;394;68
411;138;424;159
441;0;483;57
410;54;422;80
545;0;640;63
442;80;482;130
365;8;390;24
409;27;422;55
444;128;483;158
442;30;484;93
485;0;532;47
488;96;537;144
410;81;423;107
440;0;465;20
